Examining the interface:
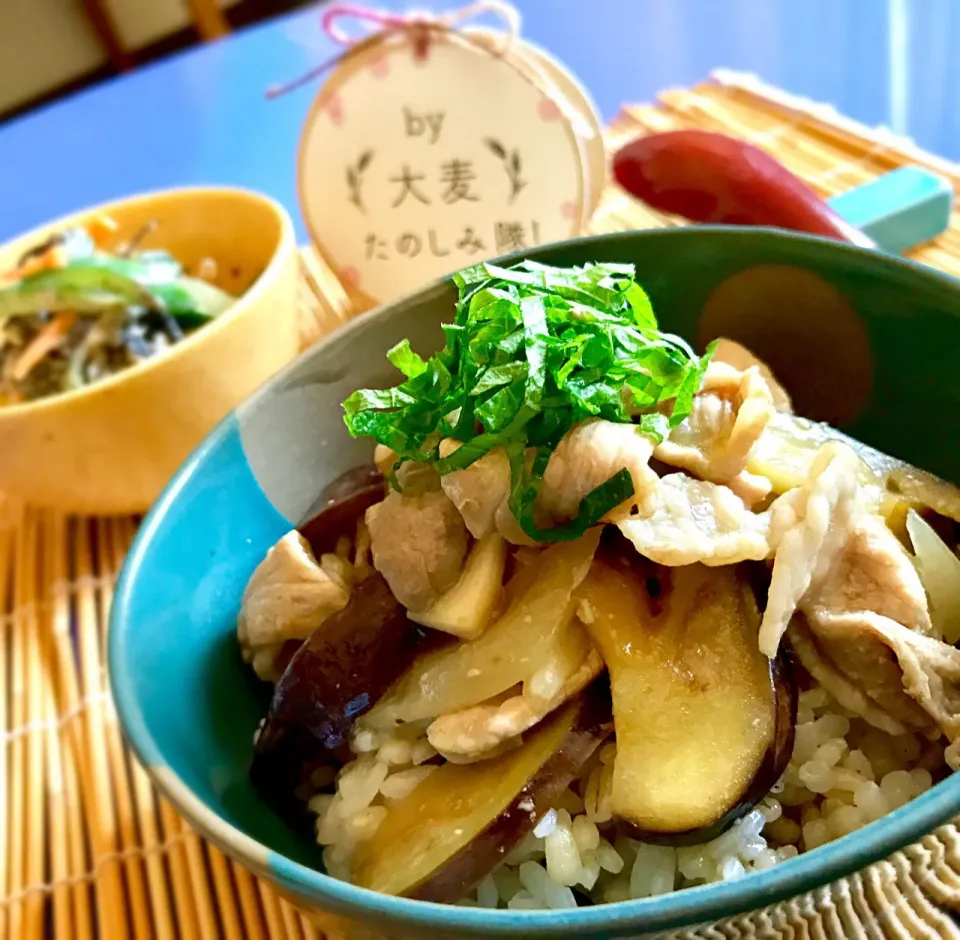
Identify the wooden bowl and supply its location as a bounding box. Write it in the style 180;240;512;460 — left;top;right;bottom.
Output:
0;187;299;514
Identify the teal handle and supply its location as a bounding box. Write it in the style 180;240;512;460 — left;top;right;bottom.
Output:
827;166;953;255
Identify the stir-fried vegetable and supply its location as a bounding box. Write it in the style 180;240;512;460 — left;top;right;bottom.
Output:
0;216;237;403
907;510;960;644
342;261;713;541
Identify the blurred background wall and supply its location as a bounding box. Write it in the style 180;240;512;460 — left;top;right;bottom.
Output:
0;0;311;120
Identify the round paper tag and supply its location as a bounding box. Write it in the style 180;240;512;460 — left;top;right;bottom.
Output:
298;30;601;307
472;29;606;216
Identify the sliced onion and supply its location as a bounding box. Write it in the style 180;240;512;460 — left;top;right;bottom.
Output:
907;509;960;644
363;530;601;726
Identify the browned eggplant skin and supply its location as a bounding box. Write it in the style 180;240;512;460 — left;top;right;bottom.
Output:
299;464;385;557
250;573;427;822
617;650;797;847
409;679;614;904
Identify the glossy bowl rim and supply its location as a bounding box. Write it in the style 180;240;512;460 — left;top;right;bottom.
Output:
0;185;296;420
110;225;960;935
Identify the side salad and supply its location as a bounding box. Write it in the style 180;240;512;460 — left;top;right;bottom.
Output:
0;216;237;404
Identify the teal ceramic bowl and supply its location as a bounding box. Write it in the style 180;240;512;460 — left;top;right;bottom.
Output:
110;228;960;938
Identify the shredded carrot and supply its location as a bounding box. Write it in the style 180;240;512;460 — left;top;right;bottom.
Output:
10;312;77;382
86;214;119;248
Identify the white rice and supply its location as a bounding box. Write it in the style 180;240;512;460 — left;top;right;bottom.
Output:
309;685;942;907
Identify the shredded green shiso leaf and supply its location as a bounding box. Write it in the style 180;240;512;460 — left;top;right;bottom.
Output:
342;260;714;542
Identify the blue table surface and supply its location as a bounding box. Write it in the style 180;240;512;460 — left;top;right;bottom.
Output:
2;0;959;244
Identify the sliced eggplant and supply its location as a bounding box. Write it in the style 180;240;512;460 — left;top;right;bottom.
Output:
299;463;385;557
349;679;613;900
576;547;796;844
250;573;429;821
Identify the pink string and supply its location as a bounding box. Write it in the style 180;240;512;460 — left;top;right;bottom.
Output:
267;3;440;97
321;4;424;46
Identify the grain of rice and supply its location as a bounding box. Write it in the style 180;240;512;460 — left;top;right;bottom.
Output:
740;838;769;863
828;768;867;792
553;787;585;815
802;687;828;709
352;728;380;753
344;805;387;841
572;815;600;853
751;847;779;871
843;748;875;779
815;713;848;738
814;738;846;767
338;758;388;814
739;810;765;841
492;865;522;900
792;723;819;763
506;889;539;910
613;835;638;866
322;842;350;880
603;876;631;903
520;861;577;909
798;760;833;794
378;739;412;766
853;780;886;819
880;769;915;808
578;855;601;890
764;816;801;845
476;874;499;908
778;782;815;806
719;857;746;881
534;809;558;838
826;804;862;838
307;793;334;816
582;766;602;821
677;846;711;881
410;739;438;765
544;814;582;886
821;788;854;807
597;839;624;874
802;818;829;850
505;831;542;866
758;797;782;823
316;796;344;844
594;763;614;823
821;797;845;818
379;765;436;800
630;844;676;897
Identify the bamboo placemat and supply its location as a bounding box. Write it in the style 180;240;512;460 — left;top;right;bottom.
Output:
6;70;960;940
